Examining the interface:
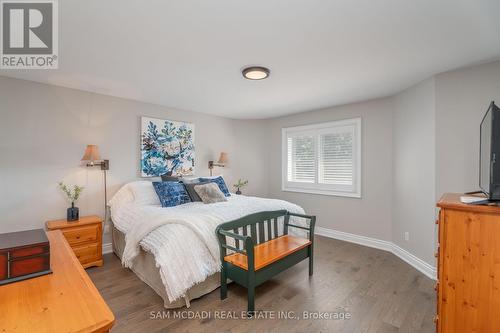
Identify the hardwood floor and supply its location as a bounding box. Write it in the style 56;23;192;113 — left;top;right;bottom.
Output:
87;236;436;333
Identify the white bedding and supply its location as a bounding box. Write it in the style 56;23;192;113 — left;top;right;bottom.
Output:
110;189;305;303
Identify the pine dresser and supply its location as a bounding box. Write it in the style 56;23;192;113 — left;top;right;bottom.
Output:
436;193;500;333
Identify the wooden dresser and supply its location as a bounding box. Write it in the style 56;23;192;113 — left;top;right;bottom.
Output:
46;215;103;268
436;193;500;333
0;230;114;333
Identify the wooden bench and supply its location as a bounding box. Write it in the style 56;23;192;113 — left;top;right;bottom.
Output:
216;210;316;313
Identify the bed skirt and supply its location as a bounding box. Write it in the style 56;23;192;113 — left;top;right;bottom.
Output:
112;225;221;309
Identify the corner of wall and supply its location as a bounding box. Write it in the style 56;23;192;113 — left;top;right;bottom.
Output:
391;76;437;266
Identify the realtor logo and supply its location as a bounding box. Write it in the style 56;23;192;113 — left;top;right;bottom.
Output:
1;0;58;69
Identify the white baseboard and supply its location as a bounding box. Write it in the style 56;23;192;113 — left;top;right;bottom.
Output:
102;242;113;254
315;227;393;252
315;226;437;280
390;243;437;280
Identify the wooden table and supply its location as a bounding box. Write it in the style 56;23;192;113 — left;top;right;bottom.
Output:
0;230;115;333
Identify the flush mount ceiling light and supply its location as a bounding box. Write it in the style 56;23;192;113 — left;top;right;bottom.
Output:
242;66;270;80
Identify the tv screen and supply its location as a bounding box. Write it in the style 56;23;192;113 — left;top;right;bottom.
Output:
480;101;500;200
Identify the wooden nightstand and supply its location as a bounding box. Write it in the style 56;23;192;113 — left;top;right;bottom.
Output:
46;215;103;268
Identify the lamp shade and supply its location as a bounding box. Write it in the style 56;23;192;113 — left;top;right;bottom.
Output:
81;145;101;161
217;152;229;165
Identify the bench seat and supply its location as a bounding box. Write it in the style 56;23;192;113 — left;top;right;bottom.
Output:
224;235;311;271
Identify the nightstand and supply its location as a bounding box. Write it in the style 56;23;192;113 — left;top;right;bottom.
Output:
46;215;103;268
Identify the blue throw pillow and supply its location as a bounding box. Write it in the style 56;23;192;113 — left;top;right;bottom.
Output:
199;176;230;197
152;181;191;207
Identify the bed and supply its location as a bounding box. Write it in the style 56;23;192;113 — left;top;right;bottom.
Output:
108;180;305;309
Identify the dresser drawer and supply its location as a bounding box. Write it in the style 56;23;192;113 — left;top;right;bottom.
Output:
0;252;6;280
62;225;99;246
10;254;50;278
10;245;49;259
73;242;100;264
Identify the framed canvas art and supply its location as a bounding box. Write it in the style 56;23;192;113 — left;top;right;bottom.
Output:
141;117;195;177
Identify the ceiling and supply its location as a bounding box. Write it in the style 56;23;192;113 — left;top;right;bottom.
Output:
2;0;500;119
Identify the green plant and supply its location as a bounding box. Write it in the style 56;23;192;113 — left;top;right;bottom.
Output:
233;179;249;189
58;182;84;203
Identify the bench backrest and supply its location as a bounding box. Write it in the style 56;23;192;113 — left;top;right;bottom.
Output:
216;210;289;247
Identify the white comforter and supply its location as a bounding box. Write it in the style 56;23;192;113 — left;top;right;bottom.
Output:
111;194;305;303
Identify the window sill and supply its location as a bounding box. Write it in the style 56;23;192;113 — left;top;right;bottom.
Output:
282;186;361;198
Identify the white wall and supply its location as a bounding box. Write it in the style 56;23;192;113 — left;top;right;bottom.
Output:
389;61;500;266
392;78;436;265
266;98;394;241
435;60;500;197
0;77;268;242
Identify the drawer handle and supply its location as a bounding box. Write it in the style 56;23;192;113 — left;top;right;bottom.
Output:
433;315;439;324
434;282;439;291
435;219;439;225
434;250;439;258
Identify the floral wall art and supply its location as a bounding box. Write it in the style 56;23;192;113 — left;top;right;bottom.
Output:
141;117;195;177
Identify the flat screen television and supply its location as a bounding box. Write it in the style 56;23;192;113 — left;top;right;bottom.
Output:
480;101;500;201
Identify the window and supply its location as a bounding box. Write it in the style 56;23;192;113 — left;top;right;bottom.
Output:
282;118;361;197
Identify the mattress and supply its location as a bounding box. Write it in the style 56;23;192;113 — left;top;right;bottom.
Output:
112;224;220;308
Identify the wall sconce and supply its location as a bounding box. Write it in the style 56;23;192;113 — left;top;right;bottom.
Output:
208;152;228;176
81;145;109;170
81;145;109;220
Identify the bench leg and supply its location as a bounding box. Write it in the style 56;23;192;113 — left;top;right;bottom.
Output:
247;284;255;315
220;264;227;300
308;245;314;276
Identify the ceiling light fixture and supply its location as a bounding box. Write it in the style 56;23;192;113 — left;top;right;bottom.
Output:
242;66;270;80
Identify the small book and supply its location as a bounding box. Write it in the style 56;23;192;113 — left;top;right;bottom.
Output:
460;196;487;204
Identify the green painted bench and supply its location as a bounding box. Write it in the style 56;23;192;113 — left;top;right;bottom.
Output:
215;210;316;314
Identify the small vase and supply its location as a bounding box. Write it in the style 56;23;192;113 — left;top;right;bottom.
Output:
67;202;79;222
236;189;242;195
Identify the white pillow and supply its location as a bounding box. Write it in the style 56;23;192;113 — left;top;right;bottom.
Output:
108;184;134;208
128;181;161;206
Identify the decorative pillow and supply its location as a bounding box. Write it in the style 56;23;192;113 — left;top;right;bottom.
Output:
183;180;210;202
199;176;230;197
194;183;227;204
128;181;161;206
152;181;191;207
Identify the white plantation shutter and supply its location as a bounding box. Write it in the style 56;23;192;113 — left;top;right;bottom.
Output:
282;118;361;197
319;128;354;186
287;135;315;183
